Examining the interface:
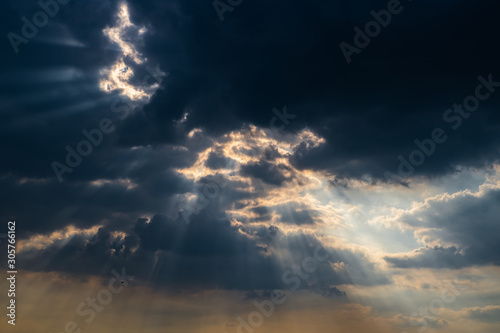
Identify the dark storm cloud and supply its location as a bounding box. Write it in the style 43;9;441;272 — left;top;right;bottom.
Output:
385;246;468;269
240;161;292;186
17;211;389;291
0;0;499;189
0;0;498;299
313;286;347;298
205;151;237;170
0;0;130;182
263;146;283;161
0;0;201;236
274;202;318;225
1;0;499;234
246;203;319;225
134;214;255;256
0;144;195;236
117;0;500;179
465;306;500;323
385;188;500;269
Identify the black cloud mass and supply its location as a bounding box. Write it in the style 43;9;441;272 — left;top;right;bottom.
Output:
0;0;499;299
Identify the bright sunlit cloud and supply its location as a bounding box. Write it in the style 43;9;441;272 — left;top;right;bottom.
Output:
99;2;162;101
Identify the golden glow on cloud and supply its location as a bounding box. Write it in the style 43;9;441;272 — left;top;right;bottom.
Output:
8;129;500;333
90;177;138;190
175;120;500;271
99;2;162;101
99;58;153;101
17;225;102;252
103;3;145;64
175;126;343;238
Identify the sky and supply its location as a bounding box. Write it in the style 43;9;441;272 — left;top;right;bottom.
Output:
0;0;499;332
